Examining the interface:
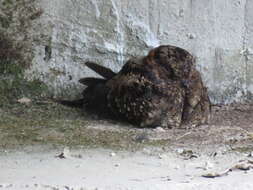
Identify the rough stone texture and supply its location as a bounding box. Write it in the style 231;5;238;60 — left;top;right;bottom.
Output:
1;0;253;103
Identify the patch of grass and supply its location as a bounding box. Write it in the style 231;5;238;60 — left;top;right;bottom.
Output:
0;61;48;106
0;100;145;150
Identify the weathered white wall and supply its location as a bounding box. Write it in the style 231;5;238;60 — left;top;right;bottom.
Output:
4;0;253;103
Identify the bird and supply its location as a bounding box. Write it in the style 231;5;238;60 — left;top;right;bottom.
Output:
147;45;211;127
62;45;211;128
105;54;185;128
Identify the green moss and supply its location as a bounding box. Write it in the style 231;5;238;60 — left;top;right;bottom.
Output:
0;0;14;28
0;33;48;106
0;16;11;28
0;61;48;106
2;0;13;6
0;2;46;106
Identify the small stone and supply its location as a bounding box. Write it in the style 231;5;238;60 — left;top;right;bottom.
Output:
202;172;221;178
247;152;253;157
63;147;70;157
55;147;70;159
186;33;196;39
204;161;214;170
18;97;31;104
211;152;218;157
154;127;165;132
110;152;116;157
34;184;39;187
114;163;120;167
176;148;184;154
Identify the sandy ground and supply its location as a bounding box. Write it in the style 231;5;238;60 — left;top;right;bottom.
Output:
1;146;253;190
1;102;253;189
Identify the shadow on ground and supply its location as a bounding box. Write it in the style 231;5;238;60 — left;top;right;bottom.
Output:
1;99;253;153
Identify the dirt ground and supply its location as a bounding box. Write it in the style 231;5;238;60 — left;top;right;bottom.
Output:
1;147;253;190
1;100;253;189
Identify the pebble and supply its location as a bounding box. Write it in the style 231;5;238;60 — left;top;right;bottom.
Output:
186;33;196;39
154;127;166;132
63;147;70;158
158;154;163;159
110;152;116;157
204;161;214;170
17;97;31;104
176;148;184;154
247;152;253;157
34;184;39;187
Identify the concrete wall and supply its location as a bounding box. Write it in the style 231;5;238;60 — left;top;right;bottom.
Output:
1;0;253;104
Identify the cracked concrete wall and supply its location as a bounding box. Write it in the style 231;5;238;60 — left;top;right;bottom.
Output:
1;0;253;104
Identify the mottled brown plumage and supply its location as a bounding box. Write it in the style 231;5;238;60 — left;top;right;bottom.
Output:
76;45;211;128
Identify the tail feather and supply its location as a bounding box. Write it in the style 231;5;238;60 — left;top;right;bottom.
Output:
85;61;116;79
79;77;107;86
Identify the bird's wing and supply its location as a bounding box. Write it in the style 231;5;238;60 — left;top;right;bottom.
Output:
79;77;107;86
85;61;116;79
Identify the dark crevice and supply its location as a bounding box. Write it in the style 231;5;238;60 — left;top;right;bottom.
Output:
44;45;52;62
